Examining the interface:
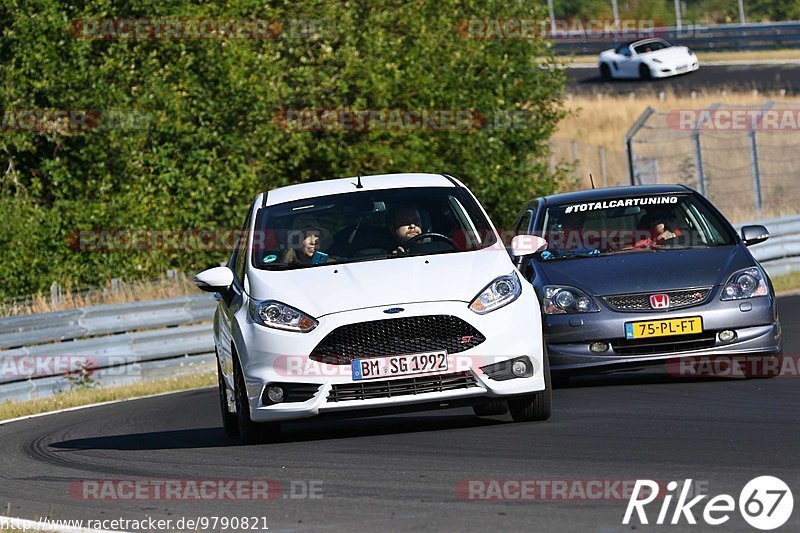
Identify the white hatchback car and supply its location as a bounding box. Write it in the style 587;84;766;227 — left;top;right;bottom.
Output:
195;173;550;442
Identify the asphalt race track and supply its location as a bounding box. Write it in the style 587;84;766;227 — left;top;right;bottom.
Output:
567;63;800;95
1;296;799;532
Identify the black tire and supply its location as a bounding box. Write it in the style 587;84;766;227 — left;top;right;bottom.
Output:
217;357;239;437
233;354;280;444
473;400;508;417
600;63;612;80
639;63;652;80
508;352;552;422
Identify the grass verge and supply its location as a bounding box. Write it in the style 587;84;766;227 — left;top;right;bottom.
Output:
0;372;215;422
772;272;800;295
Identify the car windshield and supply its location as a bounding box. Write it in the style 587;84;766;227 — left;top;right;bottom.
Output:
536;193;736;261
252;187;497;270
633;39;671;54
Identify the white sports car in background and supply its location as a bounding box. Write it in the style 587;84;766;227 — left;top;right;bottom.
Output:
598;38;699;80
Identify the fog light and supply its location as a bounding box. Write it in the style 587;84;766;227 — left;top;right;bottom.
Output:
590;342;609;353
266;386;284;403
512;360;529;377
718;330;736;343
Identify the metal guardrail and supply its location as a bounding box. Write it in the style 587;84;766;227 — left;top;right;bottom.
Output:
554;21;800;55
1;215;799;403
0;294;215;349
0;295;216;400
735;215;800;278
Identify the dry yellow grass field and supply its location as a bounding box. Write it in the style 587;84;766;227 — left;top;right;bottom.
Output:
556;90;800;149
550;90;800;222
0;272;196;317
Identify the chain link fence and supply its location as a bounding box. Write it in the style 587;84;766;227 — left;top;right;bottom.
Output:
624;103;800;222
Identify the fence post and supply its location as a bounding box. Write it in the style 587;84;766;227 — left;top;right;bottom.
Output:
748;131;762;218
599;146;607;187
692;133;705;195
747;102;773;218
624;107;655;185
571;139;580;182
50;282;62;305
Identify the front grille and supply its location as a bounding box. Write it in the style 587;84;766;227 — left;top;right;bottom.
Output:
327;371;479;402
310;315;485;364
611;332;717;356
604;287;712;312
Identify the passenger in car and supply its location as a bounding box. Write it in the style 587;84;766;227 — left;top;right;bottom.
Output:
635;216;682;247
282;217;329;265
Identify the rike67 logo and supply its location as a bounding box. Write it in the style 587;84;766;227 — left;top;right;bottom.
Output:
623;476;793;530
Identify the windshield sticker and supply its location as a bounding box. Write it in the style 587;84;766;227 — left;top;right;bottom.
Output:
564;196;678;214
262;254;278;263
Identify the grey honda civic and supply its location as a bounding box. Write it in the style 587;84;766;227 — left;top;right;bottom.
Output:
513;185;782;375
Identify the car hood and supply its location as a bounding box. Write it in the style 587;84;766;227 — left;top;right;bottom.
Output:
247;249;515;317
643;46;692;64
538;246;753;296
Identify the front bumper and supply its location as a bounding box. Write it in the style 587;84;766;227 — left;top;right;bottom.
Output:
235;296;546;422
652;60;700;78
545;293;780;372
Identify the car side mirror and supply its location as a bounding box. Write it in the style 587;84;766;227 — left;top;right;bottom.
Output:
194;266;234;293
510;235;547;257
741;225;769;246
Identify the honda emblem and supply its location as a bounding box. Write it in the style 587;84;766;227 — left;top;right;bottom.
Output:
649;293;670;309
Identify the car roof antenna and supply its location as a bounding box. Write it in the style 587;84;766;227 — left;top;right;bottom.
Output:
355;172;364;189
589;173;596;189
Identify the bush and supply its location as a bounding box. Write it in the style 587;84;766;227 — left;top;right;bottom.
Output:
0;0;569;299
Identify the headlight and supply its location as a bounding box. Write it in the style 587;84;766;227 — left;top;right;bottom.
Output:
687;48;695;55
720;267;768;301
652;58;662;63
543;286;600;314
469;272;522;314
249;300;318;332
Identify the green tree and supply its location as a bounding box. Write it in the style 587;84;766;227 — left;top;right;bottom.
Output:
0;0;569;299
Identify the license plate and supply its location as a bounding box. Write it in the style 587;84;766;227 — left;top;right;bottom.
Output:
676;64;688;71
351;351;448;380
625;317;703;339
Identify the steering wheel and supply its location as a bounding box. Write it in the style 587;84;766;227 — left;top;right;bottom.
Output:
403;232;457;252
